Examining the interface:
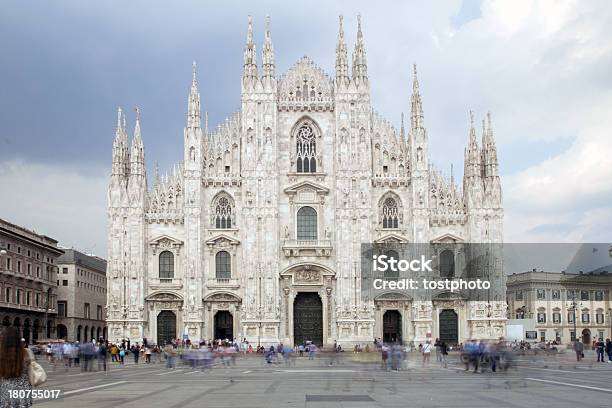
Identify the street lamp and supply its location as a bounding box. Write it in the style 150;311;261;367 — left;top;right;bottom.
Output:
568;291;581;344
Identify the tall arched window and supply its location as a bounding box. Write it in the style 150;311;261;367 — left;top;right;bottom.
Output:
213;194;233;228
440;250;455;278
382;197;399;229
296;123;316;173
215;251;231;279
384;250;400;279
297;206;317;240
159;251;174;279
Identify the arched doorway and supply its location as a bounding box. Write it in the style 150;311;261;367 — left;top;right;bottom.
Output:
13;318;21;337
439;309;459;345
582;328;591;345
97;327;101;341
84;326;89;342
383;310;402;344
293;292;323;347
90;326;95;341
57;324;68;339
23;319;31;344
2;316;10;326
103;327;107;340
157;310;177;346
76;325;82;343
32;320;40;341
214;311;233;340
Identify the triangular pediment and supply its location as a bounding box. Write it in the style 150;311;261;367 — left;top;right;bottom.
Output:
149;234;183;246
284;180;329;195
205;233;240;246
374;232;410;244
431;233;464;243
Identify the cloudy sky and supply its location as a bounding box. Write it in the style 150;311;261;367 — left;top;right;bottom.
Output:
1;0;611;257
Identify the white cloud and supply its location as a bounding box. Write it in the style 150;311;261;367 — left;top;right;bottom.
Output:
0;159;108;256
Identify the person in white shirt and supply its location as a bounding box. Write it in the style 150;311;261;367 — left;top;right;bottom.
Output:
422;340;432;366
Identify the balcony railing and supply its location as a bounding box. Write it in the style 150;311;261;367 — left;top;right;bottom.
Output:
149;278;183;290
282;239;332;257
206;278;240;289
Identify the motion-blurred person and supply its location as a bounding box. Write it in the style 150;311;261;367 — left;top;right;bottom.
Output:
98;342;107;373
606;339;612;362
439;341;448;368
422;340;432;367
574;339;584;361
595;338;605;362
0;327;37;407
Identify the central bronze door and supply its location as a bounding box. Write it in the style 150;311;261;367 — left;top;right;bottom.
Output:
214;311;233;340
157;310;177;346
293;292;323;347
439;309;458;345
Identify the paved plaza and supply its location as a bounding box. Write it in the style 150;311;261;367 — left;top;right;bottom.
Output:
28;350;612;408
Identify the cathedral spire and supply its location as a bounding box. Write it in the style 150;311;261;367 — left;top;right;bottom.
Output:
400;112;405;139
335;15;349;84
410;64;424;132
351;14;368;84
112;107;127;177
187;61;201;129
243;15;258;80
130;107;145;177
463;110;480;180
481;111;499;178
262;15;275;79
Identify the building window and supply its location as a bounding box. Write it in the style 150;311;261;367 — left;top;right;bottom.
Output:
570;331;576;342
296;206;317;240
381;197;399;229
567;289;575;300
26;291;31;306
596;311;604;324
553;312;561;323
515;291;523;301
6;258;11;270
4;288;11;303
62;280;68;286
595;291;603;301
581;311;590;323
580;291;589;301
62;267;68;274
215;251;231;280
568;312;575;323
537;312;546;323
540;331;546;342
97;305;103;320
383;250;400;280
27;264;31;275
551;290;560;300
159;251;174;280
213;195;233;228
17;260;21;273
58;301;67;317
537;289;545;300
439;250;455;278
35;293;40;307
16;290;22;305
295;122;317;173
84;303;90;319
36;266;40;277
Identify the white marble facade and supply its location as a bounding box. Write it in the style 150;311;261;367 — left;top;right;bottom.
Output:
106;16;505;347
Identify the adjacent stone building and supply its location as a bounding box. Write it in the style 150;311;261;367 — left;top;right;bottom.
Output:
507;269;612;344
56;249;108;342
0;218;63;342
106;16;505;347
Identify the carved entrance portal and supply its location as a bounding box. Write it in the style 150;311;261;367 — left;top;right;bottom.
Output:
383;310;402;344
157;310;177;345
293;292;323;346
439;309;458;345
214;311;233;340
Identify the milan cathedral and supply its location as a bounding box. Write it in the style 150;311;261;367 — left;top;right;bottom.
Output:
106;15;505;347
